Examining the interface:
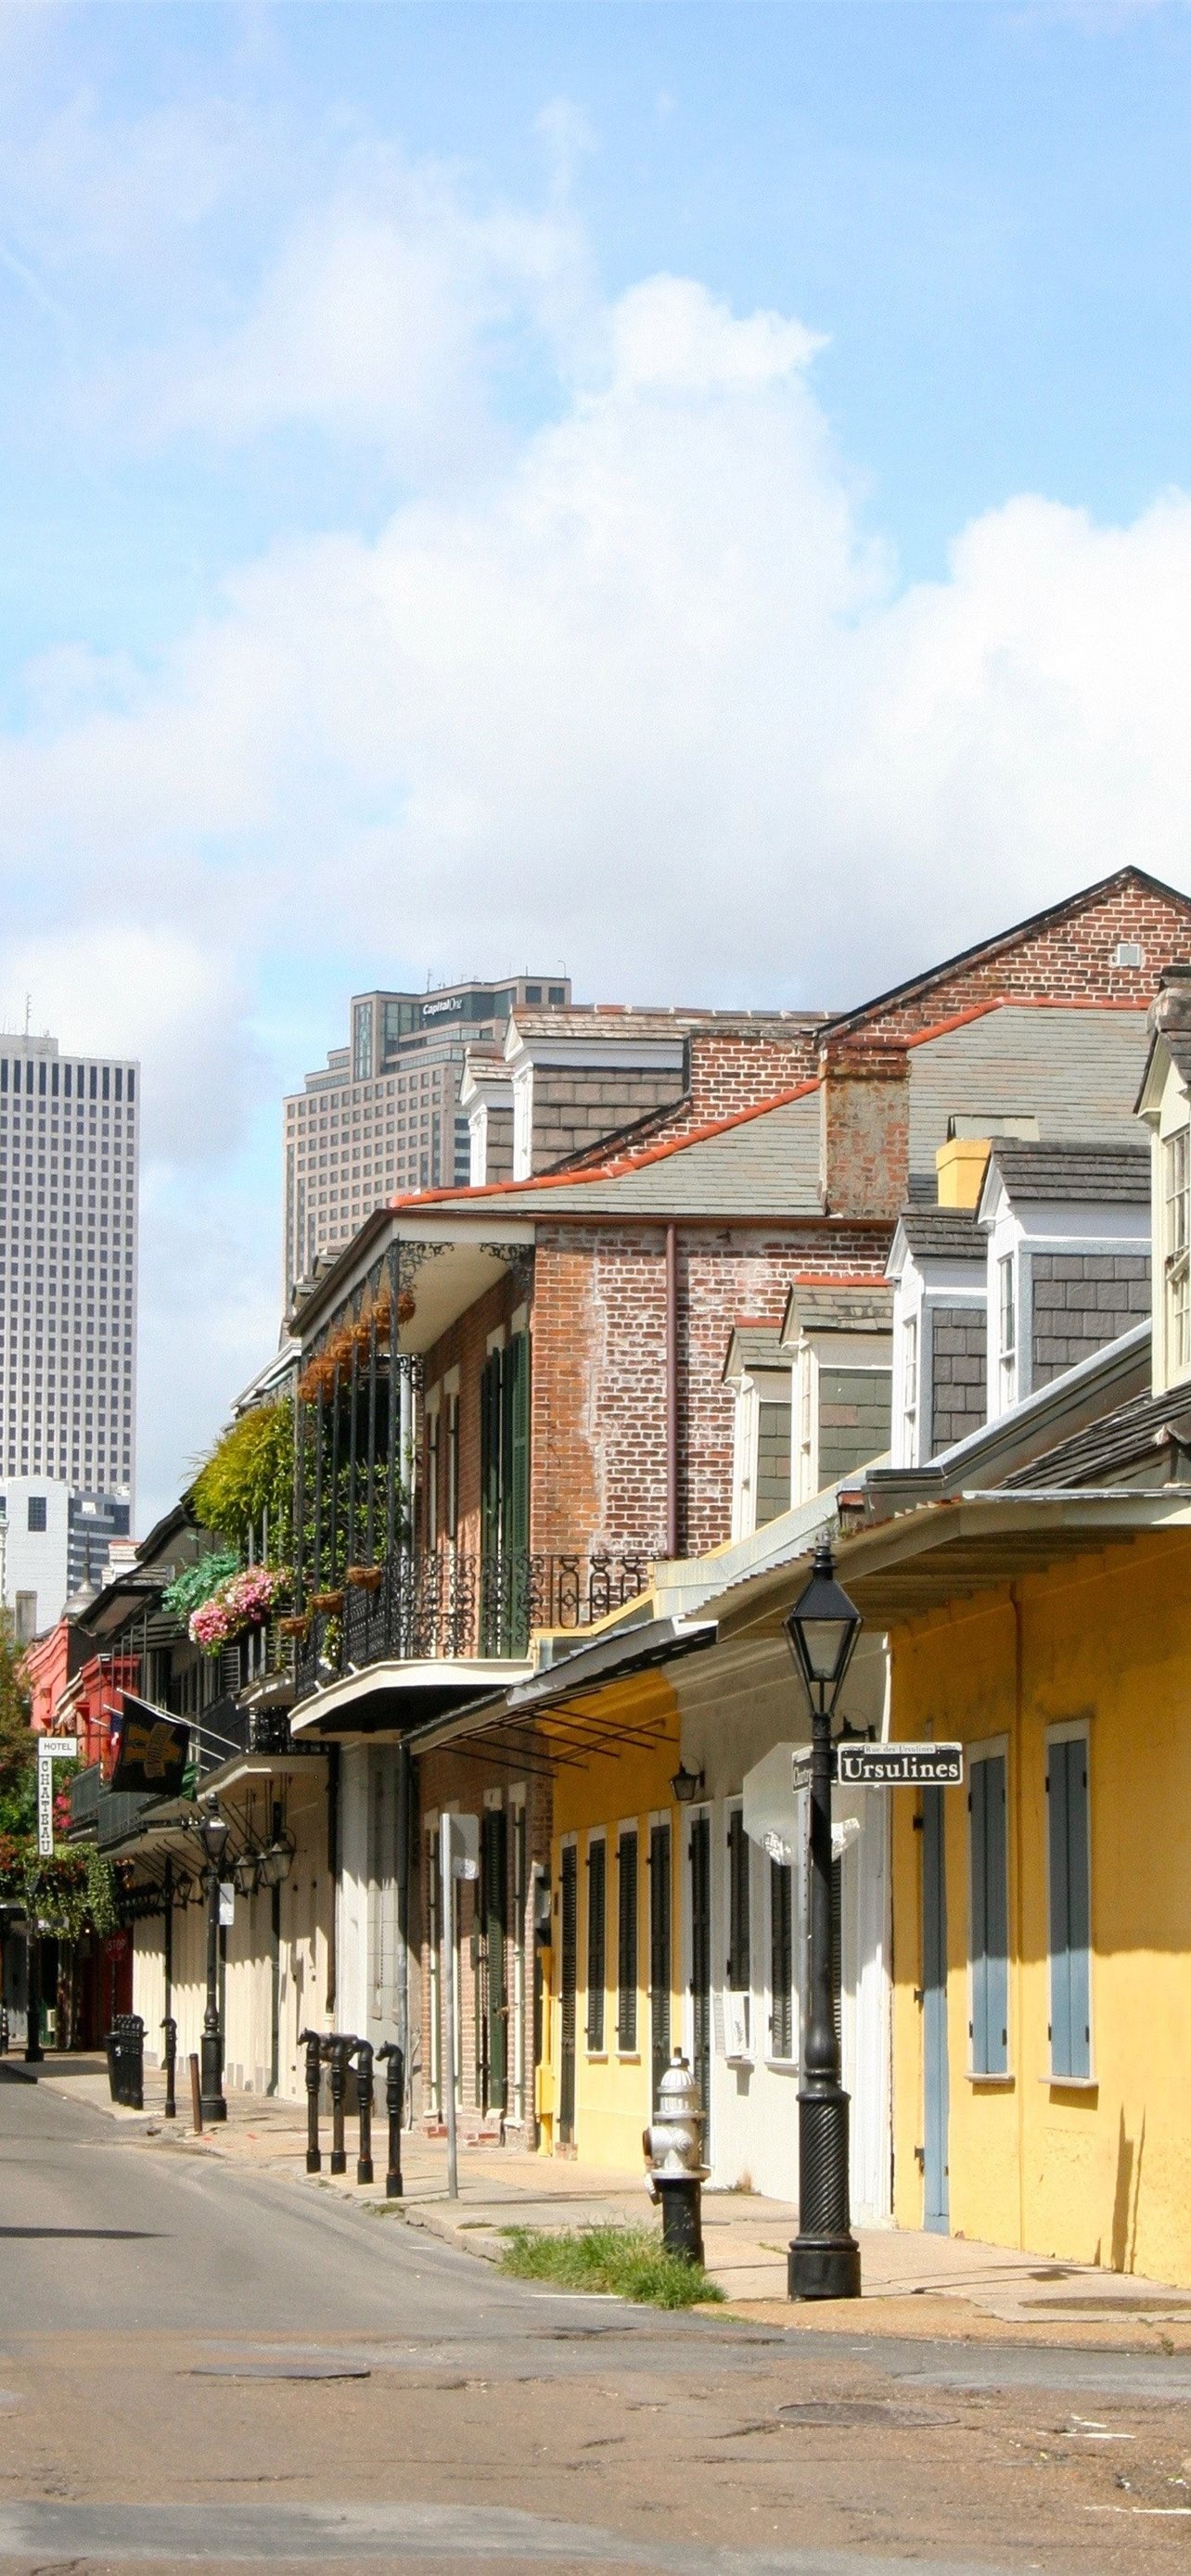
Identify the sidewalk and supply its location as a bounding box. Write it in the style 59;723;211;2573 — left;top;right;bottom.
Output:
17;2049;1191;2349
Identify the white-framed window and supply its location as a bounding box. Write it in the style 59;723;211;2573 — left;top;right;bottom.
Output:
998;1254;1017;1406
1165;1126;1191;1374
902;1312;919;1463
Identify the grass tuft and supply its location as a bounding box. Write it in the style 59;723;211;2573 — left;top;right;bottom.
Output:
498;2222;724;2309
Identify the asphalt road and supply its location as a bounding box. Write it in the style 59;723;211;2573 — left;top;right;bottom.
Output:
2;2068;1191;2575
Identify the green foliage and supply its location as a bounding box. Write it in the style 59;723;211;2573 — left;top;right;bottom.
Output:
191;1398;293;1555
498;2224;724;2309
160;1549;240;1622
0;1839;118;1941
0;1606;32;1821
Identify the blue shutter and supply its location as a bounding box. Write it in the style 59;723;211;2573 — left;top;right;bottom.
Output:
969;1753;1008;2078
1048;1738;1090;2080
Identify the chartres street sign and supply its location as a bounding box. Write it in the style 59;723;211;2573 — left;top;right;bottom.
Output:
835;1741;964;1788
36;1735;80;1856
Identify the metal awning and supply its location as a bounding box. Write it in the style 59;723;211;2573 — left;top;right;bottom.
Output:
289;1657;535;1741
402;1615;718;1769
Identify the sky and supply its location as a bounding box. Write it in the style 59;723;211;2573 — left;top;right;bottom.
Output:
4;0;1191;1528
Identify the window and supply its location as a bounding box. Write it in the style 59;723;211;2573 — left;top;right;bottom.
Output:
617;1828;638;2051
1165;1127;1191;1373
902;1312;919;1461
968;1750;1008;2075
585;1836;607;2052
27;1494;46;1532
769;1857;794;2060
1046;1731;1091;2082
998;1254;1017;1404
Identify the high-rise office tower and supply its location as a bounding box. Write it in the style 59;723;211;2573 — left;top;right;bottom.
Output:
283;976;571;1301
0;1034;138;1631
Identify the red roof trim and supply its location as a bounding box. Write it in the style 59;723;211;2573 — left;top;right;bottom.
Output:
387;1077;821;1211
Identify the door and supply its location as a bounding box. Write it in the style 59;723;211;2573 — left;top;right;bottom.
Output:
921;1787;950;2233
558;1843;578;2146
688;1813;711;2139
483;1805;508;2116
649;1820;672;2112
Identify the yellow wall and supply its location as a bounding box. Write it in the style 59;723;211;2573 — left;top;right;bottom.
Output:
542;1673;681;2171
890;1526;1191;2284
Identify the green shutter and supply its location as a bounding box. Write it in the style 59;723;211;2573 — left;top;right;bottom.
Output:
617;1830;639;2051
480;1349;502;1561
504;1330;531;1557
586;1839;607;2052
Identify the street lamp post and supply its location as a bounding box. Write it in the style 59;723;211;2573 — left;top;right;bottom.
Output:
198;1797;229;2123
784;1533;863;2302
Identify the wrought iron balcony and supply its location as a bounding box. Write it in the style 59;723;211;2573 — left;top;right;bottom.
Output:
294;1547;651;1700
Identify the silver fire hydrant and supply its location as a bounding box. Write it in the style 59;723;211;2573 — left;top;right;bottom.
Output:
644;2052;710;2265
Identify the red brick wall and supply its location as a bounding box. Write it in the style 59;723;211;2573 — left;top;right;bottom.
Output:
531;1222;891;1561
834;874;1191;1040
818;1040;910;1219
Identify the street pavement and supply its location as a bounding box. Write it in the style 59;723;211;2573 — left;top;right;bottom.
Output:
3;2068;1191;2574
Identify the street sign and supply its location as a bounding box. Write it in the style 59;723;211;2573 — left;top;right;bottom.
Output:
36;1736;80;1856
218;1881;236;1928
836;1741;963;1788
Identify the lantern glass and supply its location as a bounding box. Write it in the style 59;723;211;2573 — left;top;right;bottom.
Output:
784;1538;862;1713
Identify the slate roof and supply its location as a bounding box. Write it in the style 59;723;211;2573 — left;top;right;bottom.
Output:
897;1207;986;1263
1003;1385;1191;1490
786;1285;894;1336
508;1003;826;1045
723;1323;787;1381
393;1086;825;1219
906;1003;1149;1180
984;1138;1150;1205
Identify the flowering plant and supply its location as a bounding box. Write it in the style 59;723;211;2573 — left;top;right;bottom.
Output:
189;1564;291;1652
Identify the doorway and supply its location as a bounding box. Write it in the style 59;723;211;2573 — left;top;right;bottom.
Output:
687;1813;711;2140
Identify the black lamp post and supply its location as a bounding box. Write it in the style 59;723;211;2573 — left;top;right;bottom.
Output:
784;1532;863;2302
198;1796;229;2123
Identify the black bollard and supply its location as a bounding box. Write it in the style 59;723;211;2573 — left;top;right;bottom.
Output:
160;2016;177;2120
327;2034;351;2175
298;2028;324;2173
353;2038;375;2187
377;2043;404;2199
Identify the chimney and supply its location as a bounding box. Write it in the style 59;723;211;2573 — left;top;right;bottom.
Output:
1148;962;1191;1043
817;1038;909;1220
935;1138;991;1210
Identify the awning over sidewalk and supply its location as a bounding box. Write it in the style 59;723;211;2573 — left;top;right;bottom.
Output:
402;1613;717;1773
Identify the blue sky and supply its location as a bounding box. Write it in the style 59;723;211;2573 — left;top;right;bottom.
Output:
3;0;1191;1520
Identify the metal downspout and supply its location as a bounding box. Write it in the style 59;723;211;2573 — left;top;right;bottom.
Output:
665;1223;679;1561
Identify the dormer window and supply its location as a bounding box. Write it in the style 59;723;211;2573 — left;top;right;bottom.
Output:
1164;1126;1191;1371
998;1254;1017;1406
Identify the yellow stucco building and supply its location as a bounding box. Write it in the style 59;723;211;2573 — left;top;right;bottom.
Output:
883;1516;1191;2284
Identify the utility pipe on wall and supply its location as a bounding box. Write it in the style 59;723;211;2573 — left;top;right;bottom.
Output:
665;1224;679;1561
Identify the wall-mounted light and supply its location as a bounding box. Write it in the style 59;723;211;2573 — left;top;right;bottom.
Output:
670;1762;704;1805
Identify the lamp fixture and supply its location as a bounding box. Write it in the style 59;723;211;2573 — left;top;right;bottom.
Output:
670;1761;704;1805
783;1533;863;1721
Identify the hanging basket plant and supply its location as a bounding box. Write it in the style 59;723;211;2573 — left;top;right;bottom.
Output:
189;1564;291;1652
345;1564;384;1592
277;1612;310;1640
310;1588;344;1616
298;1290;416;1404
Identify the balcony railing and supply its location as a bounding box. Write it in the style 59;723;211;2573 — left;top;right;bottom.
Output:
295;1547;652;1700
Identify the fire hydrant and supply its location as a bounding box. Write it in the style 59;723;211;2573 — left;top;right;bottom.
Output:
644;2052;710;2265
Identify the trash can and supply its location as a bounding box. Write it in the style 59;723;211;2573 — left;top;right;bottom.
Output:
106;2013;145;2110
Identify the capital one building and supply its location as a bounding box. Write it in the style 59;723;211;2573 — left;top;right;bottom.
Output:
0;1035;138;1634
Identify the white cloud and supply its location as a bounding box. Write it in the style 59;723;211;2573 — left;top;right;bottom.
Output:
5;162;1191;1521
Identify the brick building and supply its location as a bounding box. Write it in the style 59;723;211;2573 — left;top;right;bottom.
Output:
277;865;1191;2149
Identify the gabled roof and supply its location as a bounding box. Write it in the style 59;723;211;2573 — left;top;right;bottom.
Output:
722;1322;788;1384
980;1137;1150;1210
782;1281;894;1341
821;866;1191;1041
893;1207;986;1265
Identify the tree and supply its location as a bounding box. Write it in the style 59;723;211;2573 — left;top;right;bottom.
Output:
0;1609;34;1836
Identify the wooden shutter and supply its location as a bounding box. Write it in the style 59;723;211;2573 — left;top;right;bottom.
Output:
480;1349;502;1560
504;1330;531;1558
484;1804;508;2114
585;1838;606;2052
688;1815;711;2122
969;1753;1008;2076
770;1858;793;2060
648;1821;672;2108
726;1807;750;1991
559;1844;578;2143
617;1829;639;2051
1047;1737;1090;2080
